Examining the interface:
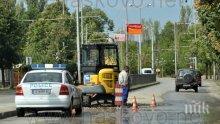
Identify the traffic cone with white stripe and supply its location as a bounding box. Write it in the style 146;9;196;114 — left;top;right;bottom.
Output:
131;96;138;112
150;94;157;108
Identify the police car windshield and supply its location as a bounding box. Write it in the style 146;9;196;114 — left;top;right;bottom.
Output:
23;72;62;83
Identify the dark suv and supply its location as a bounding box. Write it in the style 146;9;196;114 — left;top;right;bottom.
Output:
175;69;198;92
194;70;202;87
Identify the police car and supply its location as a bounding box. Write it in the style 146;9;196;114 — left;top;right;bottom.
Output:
15;64;82;117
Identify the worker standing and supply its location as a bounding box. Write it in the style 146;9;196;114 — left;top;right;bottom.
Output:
118;66;130;105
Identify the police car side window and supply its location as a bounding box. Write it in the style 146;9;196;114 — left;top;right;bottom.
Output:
65;74;69;84
66;73;74;85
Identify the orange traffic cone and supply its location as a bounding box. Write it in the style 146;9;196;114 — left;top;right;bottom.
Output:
131;96;139;112
150;94;157;108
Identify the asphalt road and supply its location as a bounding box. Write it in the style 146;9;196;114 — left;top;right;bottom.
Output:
0;89;15;112
0;78;220;124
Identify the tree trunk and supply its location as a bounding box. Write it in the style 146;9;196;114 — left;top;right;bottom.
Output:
209;63;212;79
217;63;220;80
1;68;5;88
205;63;208;79
213;62;216;80
10;69;14;89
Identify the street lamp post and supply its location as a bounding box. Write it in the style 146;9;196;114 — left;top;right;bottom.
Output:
81;0;84;45
174;22;177;76
76;0;81;84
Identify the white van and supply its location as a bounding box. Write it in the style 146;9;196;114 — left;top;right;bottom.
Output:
141;68;153;74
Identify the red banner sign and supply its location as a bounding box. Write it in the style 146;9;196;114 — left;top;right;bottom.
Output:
127;24;143;35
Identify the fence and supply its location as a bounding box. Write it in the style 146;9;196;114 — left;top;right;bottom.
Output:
0;69;11;86
129;74;157;89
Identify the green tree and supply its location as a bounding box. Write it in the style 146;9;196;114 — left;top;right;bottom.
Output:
195;0;220;78
23;1;76;63
128;42;138;74
195;0;220;52
81;6;114;43
158;21;175;76
15;0;48;59
88;32;108;43
140;19;160;70
0;0;22;87
178;5;193;33
26;0;47;20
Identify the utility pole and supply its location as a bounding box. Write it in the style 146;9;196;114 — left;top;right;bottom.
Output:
125;2;129;66
62;0;65;15
128;4;151;73
81;0;84;44
194;3;198;70
194;24;197;69
85;24;88;44
194;57;197;69
151;25;155;74
138;7;142;74
76;0;81;84
174;22;178;76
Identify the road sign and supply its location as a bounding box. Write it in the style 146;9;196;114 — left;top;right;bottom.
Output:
114;34;126;42
26;57;32;65
127;24;143;35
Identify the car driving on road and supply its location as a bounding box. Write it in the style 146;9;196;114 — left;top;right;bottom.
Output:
175;69;199;93
15;64;82;117
194;70;202;87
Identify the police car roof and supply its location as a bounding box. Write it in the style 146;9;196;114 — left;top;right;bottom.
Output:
28;69;65;73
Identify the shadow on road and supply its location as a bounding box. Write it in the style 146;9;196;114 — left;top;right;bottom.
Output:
26;111;83;118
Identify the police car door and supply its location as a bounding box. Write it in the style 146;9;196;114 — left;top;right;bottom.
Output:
65;72;81;105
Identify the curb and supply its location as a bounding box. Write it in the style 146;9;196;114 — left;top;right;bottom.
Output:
0;89;15;96
130;81;160;91
0;110;16;119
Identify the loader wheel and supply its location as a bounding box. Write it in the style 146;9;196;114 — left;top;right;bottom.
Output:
83;95;91;107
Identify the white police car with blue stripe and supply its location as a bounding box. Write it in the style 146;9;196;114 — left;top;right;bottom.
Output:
15;64;82;117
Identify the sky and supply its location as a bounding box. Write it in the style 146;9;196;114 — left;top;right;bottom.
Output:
20;0;194;33
66;0;194;31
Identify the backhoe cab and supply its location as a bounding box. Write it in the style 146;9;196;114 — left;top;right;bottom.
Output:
79;43;120;106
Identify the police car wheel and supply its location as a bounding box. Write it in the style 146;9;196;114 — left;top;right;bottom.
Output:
75;107;82;115
17;108;25;117
194;86;198;93
33;110;38;116
175;86;179;92
65;101;73;117
83;95;91;107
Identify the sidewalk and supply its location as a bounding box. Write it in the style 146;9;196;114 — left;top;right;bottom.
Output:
0;89;16;119
201;79;220;124
127;77;174;105
205;79;220;99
